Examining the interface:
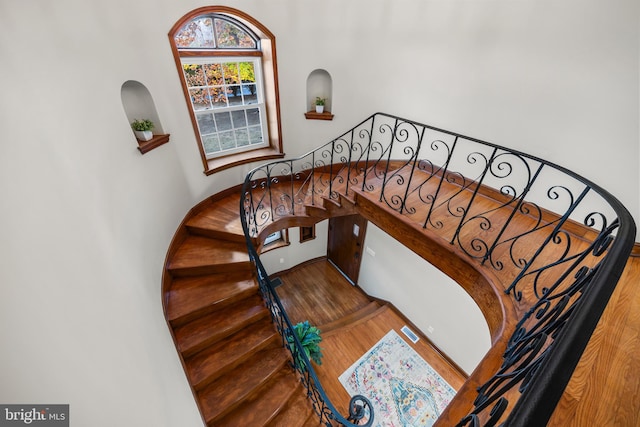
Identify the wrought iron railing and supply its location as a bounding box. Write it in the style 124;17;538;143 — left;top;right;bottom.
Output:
239;229;373;426
240;113;636;426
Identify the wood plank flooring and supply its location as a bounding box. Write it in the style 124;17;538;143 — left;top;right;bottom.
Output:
547;255;640;427
274;259;372;326
272;251;640;427
274;258;467;419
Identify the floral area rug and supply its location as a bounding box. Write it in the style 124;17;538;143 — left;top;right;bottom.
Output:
338;330;456;426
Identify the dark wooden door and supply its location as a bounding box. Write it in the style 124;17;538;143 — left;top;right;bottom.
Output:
327;214;367;284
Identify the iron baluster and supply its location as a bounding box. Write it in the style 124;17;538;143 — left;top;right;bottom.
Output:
481;161;544;268
504;185;591;300
450;146;499;246
398;123;426;215
423;135;458;230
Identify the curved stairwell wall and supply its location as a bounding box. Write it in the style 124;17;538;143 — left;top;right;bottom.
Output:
259;220;330;273
359;222;491;374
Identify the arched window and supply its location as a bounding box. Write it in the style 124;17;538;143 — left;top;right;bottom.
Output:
169;7;283;174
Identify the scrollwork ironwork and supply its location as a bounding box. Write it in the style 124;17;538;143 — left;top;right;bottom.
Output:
240;112;635;427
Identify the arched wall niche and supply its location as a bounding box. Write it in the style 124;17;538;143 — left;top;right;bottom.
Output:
121;80;170;154
305;69;334;120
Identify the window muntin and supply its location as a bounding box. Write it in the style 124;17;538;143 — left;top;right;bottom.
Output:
182;57;267;157
183;60;259;109
174;17;257;49
174;15;269;159
169;7;283;174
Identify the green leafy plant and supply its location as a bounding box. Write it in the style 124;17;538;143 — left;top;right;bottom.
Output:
314;97;326;106
287;320;323;368
131;119;154;132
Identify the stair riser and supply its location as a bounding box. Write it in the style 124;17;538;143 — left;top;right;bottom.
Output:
215;370;301;427
318;301;381;334
303;205;328;218
266;384;315;427
169;261;253;278
204;357;289;425
185;225;247;243
169;285;260;328
180;310;270;358
190;334;280;391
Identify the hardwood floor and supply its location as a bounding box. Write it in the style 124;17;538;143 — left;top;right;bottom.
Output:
270;220;640;426
274;258;372;326
547;254;640;427
274;258;468;418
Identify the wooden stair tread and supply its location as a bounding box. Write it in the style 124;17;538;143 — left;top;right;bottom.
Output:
186;318;279;390
215;369;302;427
166;272;257;325
199;347;290;424
186;201;245;242
266;385;316;427
318;301;381;333
322;304;390;338
174;294;268;357
209;191;242;212
168;235;250;275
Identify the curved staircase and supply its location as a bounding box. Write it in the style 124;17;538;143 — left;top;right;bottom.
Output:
162;191;317;426
161;112;637;426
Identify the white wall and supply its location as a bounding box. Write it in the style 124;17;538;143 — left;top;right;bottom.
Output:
260;221;329;273
0;0;636;426
359;223;491;374
264;220;492;375
273;0;639;235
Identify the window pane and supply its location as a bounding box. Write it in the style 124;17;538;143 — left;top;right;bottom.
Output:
231;110;247;128
214;18;256;48
175;17;214;48
219;131;236;150
235;129;250;147
242;84;258;104
223;63;239;86
197;112;216;134
183;64;205;87
239;62;256;83
202;134;221;154
246;108;260;126
210;87;227;108
249;125;263;144
214;112;232;131
203;63;223;86
189;88;211;110
228;86;243;106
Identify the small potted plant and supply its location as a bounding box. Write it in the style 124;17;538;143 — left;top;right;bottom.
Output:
314;97;326;114
287;320;323;371
131;119;154;141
